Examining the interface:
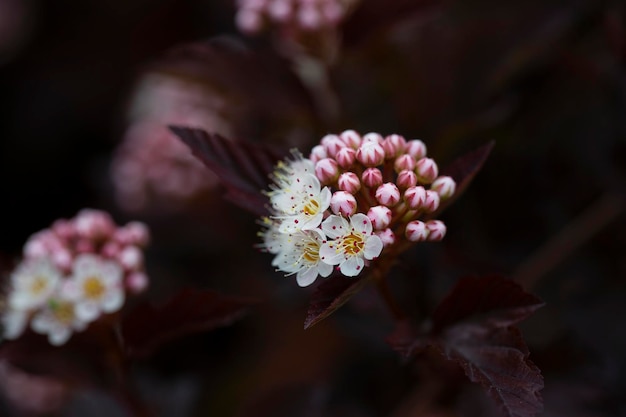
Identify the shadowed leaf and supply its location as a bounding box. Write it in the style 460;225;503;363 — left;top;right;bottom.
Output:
121;288;254;358
170;127;287;216
304;273;371;330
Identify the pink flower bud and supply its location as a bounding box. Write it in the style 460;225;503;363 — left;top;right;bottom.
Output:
337;172;361;194
405;221;429;242
236;8;263;33
396;170;418;189
52;250;72;272
383;134;407;159
406;139;427;159
76;239;94;254
416;157;439;184
24;239;48;258
339;129;361;148
330;191;357;216
361;168;383;188
321;2;343;23
375;183;401;207
367;205;392;230
394;154;416;173
376;228;396;246
404;186;426;209
102;241;121;258
362;132;383;144
75;209;115;240
309;145;327;164
335;147;356;168
122;222;150;246
423;190;441;213
315;158;339;184
126;272;149;294
52;220;75;240
431;176;456;199
426;220;447;241
322;135;345;158
268;0;292;21
356;141;385;167
298;4;321;29
119;245;144;271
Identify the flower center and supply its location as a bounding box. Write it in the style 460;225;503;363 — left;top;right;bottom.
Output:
302;241;320;263
83;277;106;300
340;232;365;256
29;276;48;295
302;198;320;216
51;301;75;324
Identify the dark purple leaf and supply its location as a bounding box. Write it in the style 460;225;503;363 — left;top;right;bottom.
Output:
170;127;287;216
304;273;371;330
431;275;544;334
121;288;254;358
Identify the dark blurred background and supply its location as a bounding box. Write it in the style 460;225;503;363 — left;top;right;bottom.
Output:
1;0;625;416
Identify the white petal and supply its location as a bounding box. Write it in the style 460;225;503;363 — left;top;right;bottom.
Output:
49;328;71;346
296;267;318;287
75;302;99;322
3;310;28;339
340;256;364;277
102;289;125;313
319;243;343;265
318;261;334;277
319;187;332;210
350;213;372;235
321;215;348;239
363;235;383;260
31;313;50;334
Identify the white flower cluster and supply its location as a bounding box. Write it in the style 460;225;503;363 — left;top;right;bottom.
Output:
1;209;150;346
260;131;456;287
260;152;383;287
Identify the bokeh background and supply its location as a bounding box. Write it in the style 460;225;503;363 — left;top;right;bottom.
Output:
1;0;625;415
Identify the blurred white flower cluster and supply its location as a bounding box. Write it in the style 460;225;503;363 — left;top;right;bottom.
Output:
260;130;456;287
235;0;356;34
2;209;150;345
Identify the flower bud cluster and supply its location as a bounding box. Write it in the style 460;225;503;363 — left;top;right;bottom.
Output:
235;0;354;34
2;209;150;346
259;131;455;287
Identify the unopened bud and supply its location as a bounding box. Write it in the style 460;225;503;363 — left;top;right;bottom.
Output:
361;168;383;188
383;134;407;159
119;245;144;271
122;222;150;246
339;129;361;148
330;191;357;216
75;209;115;240
415;157;439;184
357;141;385;167
404;186;426;209
335;147;356;168
315;158;339;184
394;155;416;173
298;4;321;29
375;183;401;207
426;220;447;241
406;140;427;159
337;172;361;194
309;145;327;164
322;135;345;158
396;170;418;189
268;0;292;21
423;190;441;213
405;221;429;242
376;228;396;246
431;176;456;199
126;272;149;294
367;205;392;230
362;132;383;144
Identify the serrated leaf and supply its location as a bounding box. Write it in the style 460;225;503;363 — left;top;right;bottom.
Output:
121;288;254;358
432;275;545;334
170;127;287;216
304;273;371;330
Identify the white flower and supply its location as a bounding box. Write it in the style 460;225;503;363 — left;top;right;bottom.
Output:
267;150;315;195
258;217;292;255
271;229;333;287
319;214;383;277
271;174;331;233
2;309;29;341
68;254;125;323
8;258;61;311
31;292;87;346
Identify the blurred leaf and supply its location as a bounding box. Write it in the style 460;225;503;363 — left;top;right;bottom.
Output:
304;273;370;330
170;127;287;216
121;288;254;358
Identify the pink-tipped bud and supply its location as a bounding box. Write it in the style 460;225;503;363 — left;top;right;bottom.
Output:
321;2;343;23
394;154;416;173
52;220;75;240
431;176;456;199
309;145;327;164
339;129;361;148
335;147;356;168
102;241;121;258
405;221;429;242
367;205;392;230
406;139;427;159
330;191;357;216
396;170;418;189
337;172;361;194
362;132;383;144
122;222;150;246
315;158;339;184
236;8;263;34
423;190;441;213
126;272;149;294
298;4;322;29
376;228;396;246
361;168;383;188
76;239;94;254
375;183;401;207
426;220;447;241
415;157;439;184
119;245;144;271
24;239;49;258
52;250;72;272
356;141;385;167
404;186;426;209
383;134;407;159
322;135;345;158
268;0;292;21
75;209;115;240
